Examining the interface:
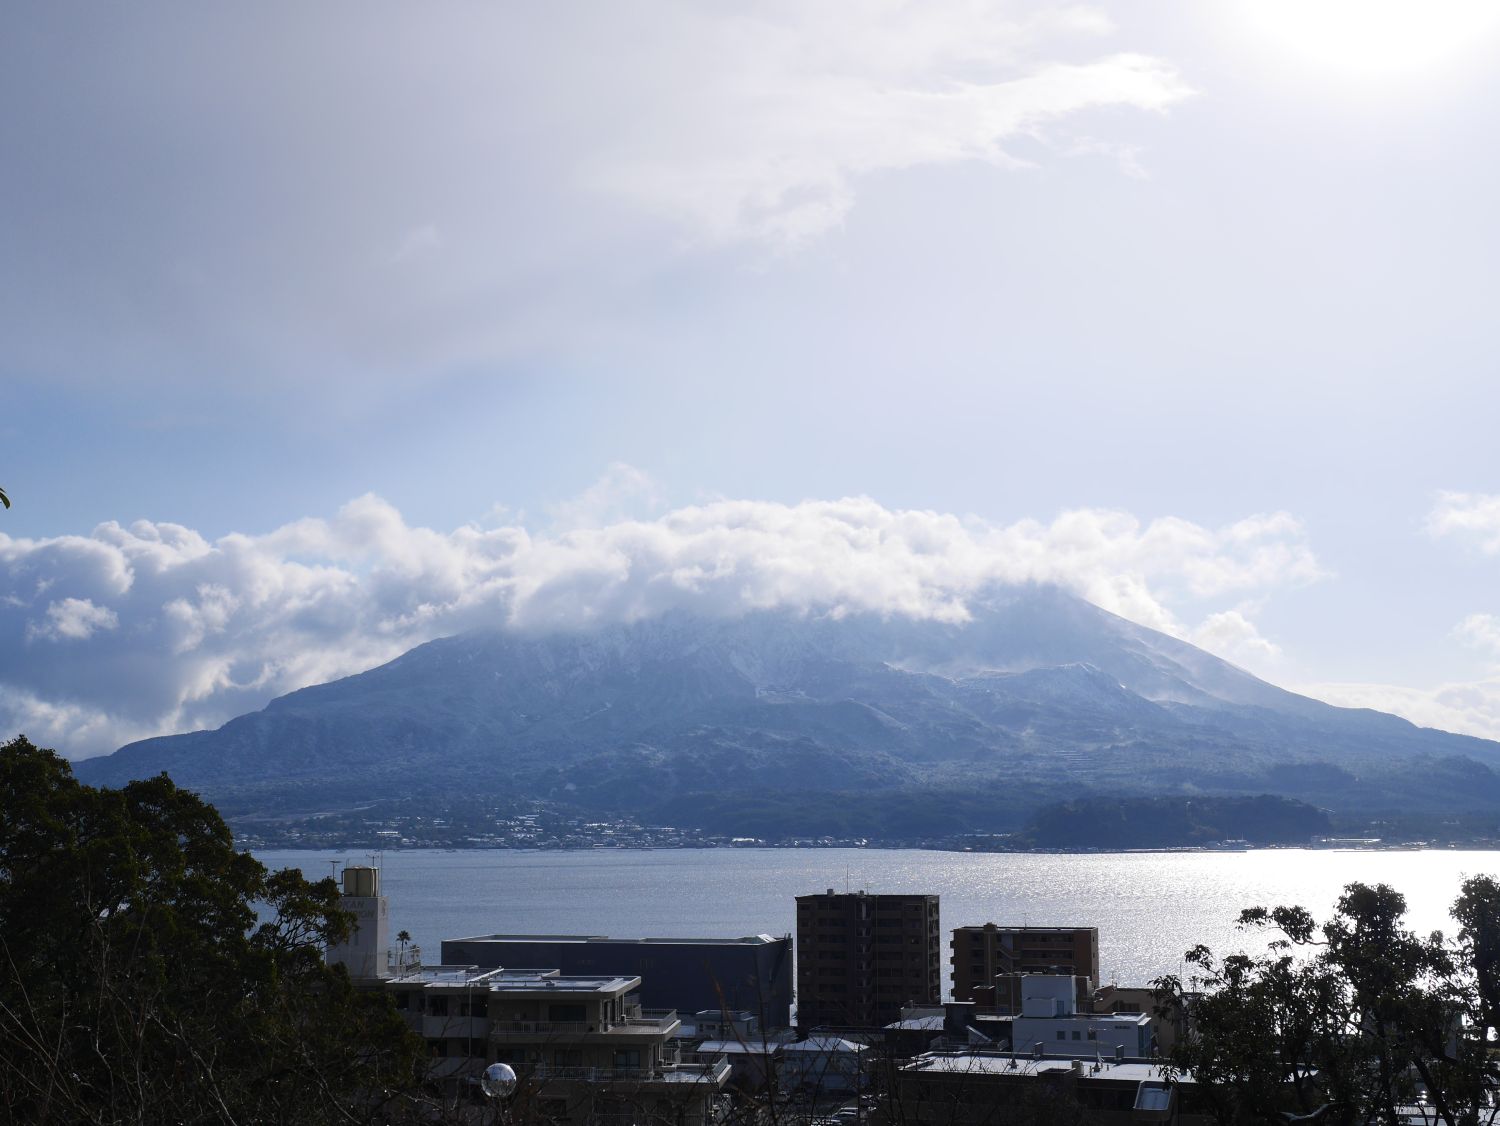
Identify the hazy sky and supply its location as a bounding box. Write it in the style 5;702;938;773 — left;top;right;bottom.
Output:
5;1;1500;757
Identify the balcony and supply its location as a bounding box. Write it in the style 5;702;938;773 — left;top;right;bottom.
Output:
490;1010;680;1040
418;1015;491;1040
530;1053;731;1088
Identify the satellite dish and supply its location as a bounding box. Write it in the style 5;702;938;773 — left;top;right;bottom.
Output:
480;1062;517;1100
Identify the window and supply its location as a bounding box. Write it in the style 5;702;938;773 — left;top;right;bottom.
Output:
548;1003;587;1023
1071;1031;1082;1040
428;996;449;1016
1087;1030;1097;1040
1056;1031;1065;1041
613;1048;642;1069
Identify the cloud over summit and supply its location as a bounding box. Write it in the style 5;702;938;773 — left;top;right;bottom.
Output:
0;487;1319;758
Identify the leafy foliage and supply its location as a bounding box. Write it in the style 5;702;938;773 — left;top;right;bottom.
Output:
1156;880;1500;1125
0;734;423;1124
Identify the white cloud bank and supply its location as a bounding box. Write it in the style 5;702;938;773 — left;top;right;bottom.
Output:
595;3;1191;245
1306;678;1500;745
1429;491;1500;555
1305;492;1500;742
26;598;119;643
4;2;1190;390
0;488;1318;758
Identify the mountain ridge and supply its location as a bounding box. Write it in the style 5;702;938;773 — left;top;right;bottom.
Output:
74;585;1500;829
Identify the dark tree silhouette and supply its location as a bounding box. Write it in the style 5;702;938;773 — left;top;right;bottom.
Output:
0;734;424;1124
1156;880;1500;1126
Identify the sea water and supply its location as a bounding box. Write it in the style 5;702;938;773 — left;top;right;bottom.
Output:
255;847;1500;990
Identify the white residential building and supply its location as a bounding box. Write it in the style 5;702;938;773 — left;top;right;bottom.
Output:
1009;975;1154;1059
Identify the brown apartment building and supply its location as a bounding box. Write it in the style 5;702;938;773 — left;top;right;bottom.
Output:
795;891;941;1031
950;924;1099;1011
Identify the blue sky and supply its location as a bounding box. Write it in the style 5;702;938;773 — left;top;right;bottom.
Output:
4;1;1500;756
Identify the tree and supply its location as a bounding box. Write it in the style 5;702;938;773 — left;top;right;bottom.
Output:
0;734;424;1124
1155;881;1500;1126
0;486;9;508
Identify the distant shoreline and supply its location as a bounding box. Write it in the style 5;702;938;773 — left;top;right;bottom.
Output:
244;840;1500;856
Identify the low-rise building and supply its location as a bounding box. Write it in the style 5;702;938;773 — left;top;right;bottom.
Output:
442;932;793;1030
951;923;1098;1011
1009;976;1154;1060
383;965;731;1125
694;1039;778;1092
328;865;734;1121
891;1052;1206;1125
680;1009;762;1043
1093;984;1188;1055
882;1002;995;1058
777;1035;869;1095
385;965;510;1082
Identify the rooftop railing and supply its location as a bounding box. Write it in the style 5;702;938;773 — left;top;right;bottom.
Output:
530;1054;730;1087
489;1011;679;1038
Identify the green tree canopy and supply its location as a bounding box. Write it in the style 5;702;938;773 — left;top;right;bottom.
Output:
0;734;423;1124
1157;879;1500;1126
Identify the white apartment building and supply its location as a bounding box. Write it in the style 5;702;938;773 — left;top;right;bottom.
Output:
1009;975;1154;1060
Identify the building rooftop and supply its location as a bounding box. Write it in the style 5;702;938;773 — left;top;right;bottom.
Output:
797;890;936;899
954;924;1098;933
487;974;641;995
386;966;506;987
449;933;782;946
1014;1012;1151;1028
695;1040;778;1056
905;1054;1187;1083
783;1036;867;1053
385;965;640;995
884;1016;946;1031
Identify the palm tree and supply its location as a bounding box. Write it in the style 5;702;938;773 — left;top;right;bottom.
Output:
396;929;412;969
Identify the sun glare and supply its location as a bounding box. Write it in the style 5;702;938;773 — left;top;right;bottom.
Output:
1238;0;1500;81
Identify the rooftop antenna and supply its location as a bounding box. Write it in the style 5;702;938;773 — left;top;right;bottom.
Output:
327;859;340;880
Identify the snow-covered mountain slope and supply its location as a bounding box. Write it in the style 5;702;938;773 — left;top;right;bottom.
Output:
76;586;1500;819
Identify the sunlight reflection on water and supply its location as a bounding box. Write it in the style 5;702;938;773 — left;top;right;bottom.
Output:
257;848;1500;989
